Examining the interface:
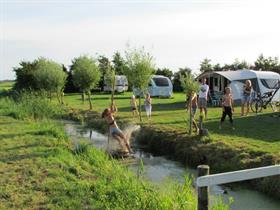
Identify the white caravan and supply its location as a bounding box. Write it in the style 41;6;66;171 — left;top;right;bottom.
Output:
133;75;173;97
104;75;128;93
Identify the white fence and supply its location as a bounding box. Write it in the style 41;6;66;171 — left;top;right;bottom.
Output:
196;165;280;210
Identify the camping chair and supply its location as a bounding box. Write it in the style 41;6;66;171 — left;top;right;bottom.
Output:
209;91;220;107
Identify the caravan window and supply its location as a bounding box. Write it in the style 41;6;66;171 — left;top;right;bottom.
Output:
153;78;169;86
260;79;279;89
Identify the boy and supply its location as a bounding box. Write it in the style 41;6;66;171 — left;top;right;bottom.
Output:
219;87;235;130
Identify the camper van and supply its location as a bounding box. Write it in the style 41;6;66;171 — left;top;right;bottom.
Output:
197;70;280;105
103;75;128;93
133;75;173;97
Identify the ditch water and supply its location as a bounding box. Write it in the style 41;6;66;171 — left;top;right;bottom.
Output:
64;121;280;210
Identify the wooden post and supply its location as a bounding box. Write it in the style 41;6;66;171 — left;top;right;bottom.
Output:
198;165;209;210
198;115;203;135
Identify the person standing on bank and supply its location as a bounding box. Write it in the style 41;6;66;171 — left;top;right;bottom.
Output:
220;87;235;130
130;94;139;117
241;80;252;116
144;93;152;120
198;78;209;120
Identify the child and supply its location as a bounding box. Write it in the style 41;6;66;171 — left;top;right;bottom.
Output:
144;93;152;120
190;91;199;133
130;95;139;117
220;87;235;130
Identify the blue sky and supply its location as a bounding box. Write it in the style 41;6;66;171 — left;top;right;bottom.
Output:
1;0;280;79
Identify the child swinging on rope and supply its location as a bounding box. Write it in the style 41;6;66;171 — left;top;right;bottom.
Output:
102;108;132;154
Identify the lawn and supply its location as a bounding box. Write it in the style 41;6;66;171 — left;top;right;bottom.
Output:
0;81;14;91
64;92;280;156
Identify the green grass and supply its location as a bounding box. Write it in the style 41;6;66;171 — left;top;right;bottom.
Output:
64;92;280;157
0;81;14;91
0;94;229;209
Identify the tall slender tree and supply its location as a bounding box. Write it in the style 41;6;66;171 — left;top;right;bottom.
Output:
104;64;116;104
124;47;155;122
180;73;200;135
71;55;100;110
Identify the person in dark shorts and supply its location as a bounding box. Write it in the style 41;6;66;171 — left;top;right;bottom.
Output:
220;87;235;130
130;94;139;117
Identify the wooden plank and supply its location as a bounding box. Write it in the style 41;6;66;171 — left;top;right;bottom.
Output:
197;165;280;187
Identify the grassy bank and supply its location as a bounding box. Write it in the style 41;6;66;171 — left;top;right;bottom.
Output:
0;94;228;209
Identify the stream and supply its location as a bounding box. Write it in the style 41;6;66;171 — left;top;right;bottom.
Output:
65;121;280;210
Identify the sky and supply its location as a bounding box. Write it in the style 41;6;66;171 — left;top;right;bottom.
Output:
1;0;280;80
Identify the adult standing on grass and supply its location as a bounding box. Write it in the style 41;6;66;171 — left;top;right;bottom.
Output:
241;80;252;116
144;93;152;120
198;78;209;120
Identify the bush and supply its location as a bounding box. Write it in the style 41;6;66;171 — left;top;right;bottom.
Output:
0;92;66;120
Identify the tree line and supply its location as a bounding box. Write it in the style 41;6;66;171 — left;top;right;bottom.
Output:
13;51;280;100
13;47;155;120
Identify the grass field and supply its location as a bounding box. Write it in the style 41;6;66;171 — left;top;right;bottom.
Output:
63;92;280;157
0;81;14;91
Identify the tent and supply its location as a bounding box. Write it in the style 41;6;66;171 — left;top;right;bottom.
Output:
197;70;280;104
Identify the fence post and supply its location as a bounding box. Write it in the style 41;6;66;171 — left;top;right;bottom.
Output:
198;165;210;210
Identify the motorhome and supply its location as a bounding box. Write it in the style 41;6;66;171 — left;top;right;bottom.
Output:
103;75;128;93
197;70;280;105
133;75;173;97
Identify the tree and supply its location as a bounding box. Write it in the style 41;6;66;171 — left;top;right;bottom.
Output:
155;68;173;79
231;58;249;70
98;55;112;91
180;73;200;135
33;58;67;103
104;64;116;104
112;51;128;75
71;55;100;110
124;47;155;122
13;61;38;90
212;63;223;72
254;54;280;73
200;58;213;73
173;67;192;92
63;64;79;93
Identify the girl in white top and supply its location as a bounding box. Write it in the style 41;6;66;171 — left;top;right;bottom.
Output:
144;93;152;120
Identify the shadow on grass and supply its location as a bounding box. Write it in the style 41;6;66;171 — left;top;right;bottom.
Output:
0;130;59;140
118;101;185;112
204;112;280;142
0;152;46;163
4;143;40;152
